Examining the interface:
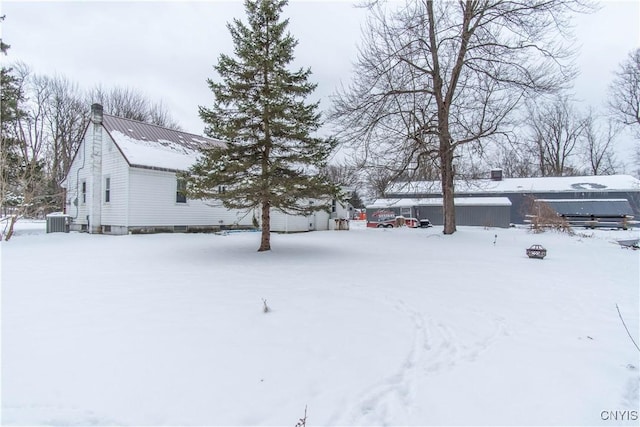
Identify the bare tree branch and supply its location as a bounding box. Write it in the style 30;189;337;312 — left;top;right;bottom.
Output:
609;48;640;137
331;0;593;233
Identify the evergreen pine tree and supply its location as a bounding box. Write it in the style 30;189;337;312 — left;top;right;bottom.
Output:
0;19;24;213
349;191;365;210
0;15;10;55
188;0;339;251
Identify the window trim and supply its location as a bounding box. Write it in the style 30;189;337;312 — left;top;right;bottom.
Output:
81;181;86;204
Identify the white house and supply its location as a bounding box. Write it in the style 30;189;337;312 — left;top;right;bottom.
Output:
62;104;347;235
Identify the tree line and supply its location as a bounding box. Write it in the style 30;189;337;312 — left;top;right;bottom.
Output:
331;86;634;203
2;3;640;240
187;0;640;241
330;0;639;234
1;60;181;217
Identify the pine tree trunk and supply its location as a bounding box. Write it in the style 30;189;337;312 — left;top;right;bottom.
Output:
258;200;271;252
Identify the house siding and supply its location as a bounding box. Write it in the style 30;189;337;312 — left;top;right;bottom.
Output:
63;127;92;231
270;211;313;233
100;130;129;229
313;211;330;231
127;168;255;228
268;201;334;232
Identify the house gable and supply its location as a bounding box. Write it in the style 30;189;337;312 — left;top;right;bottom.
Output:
100;114;226;172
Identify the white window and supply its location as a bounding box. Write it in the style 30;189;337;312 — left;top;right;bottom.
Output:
104;177;111;203
176;178;187;203
81;181;86;204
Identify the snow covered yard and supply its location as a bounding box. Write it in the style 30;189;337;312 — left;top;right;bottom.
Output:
1;221;638;426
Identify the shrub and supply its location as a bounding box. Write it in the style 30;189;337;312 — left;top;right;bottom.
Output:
529;200;573;234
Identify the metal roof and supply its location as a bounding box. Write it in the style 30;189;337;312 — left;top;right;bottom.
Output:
101;114;226;171
536;199;634;216
102;114;225;150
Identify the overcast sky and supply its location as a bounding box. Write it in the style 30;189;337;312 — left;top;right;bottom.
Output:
2;0;639;160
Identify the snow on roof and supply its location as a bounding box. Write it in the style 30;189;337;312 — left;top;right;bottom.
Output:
110;131;199;171
388;175;640;195
102;115;226;171
368;197;512;208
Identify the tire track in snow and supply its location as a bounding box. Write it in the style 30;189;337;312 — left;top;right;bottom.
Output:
328;302;508;426
453;310;509;365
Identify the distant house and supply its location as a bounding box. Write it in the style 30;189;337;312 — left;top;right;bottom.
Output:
62;104;346;235
381;169;640;227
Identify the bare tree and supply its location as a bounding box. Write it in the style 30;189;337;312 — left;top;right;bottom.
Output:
148;100;181;130
89;85;147;121
609;48;640;136
489;140;538;178
88;85;181;129
528;94;587;177
322;161;361;188
2;61;185;217
4;66;91;216
43;74;89;208
581;111;619;175
321;162;372;211
362;166;396;198
11;63;52;216
332;0;591;234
